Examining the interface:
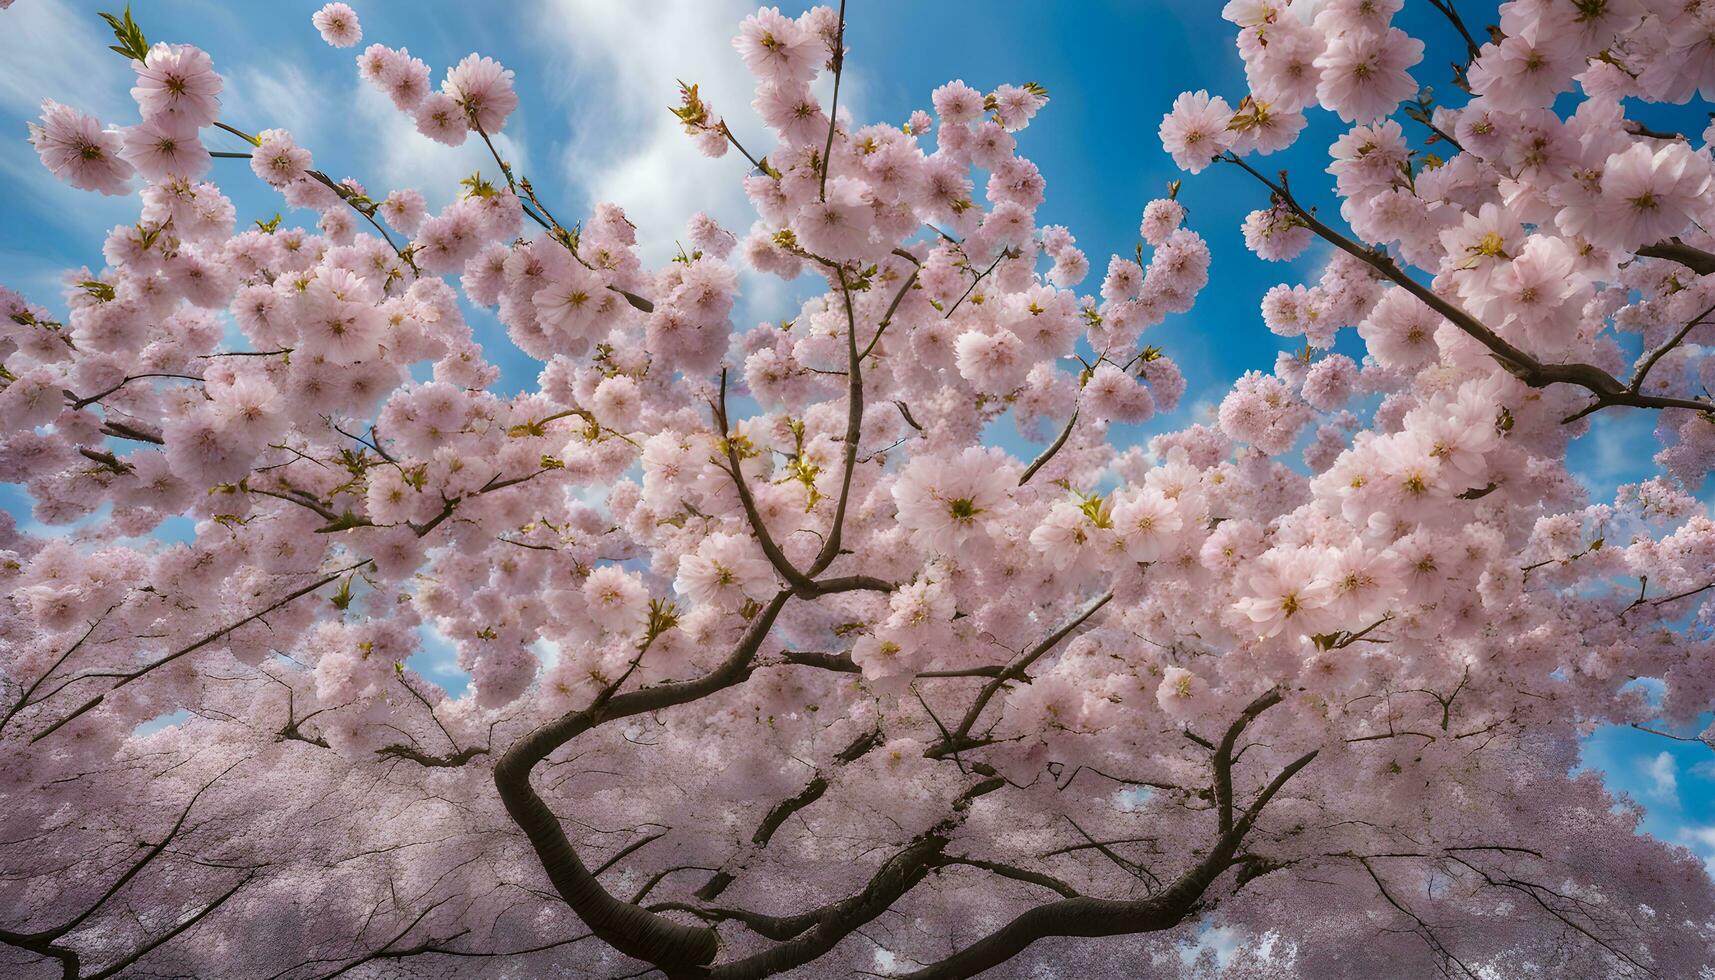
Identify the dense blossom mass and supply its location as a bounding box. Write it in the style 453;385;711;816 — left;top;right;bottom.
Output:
3;1;1715;977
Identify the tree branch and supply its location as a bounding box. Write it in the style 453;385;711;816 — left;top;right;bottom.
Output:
937;592;1113;754
491;591;792;971
1219;153;1714;420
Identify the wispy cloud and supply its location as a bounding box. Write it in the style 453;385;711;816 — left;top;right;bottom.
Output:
1679;824;1715;878
533;0;761;264
530;0;852;261
0;0;140;249
1646;750;1679;802
528;0;851;328
223;62;329;145
0;0;131;120
1571;406;1659;497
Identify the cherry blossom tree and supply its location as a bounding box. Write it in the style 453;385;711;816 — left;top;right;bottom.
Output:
4;1;1715;977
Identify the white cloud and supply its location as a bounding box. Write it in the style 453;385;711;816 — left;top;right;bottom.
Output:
180;48;530;216
223;62;328;146
1575;406;1658;496
532;0;852;265
1678;825;1715;879
1179;924;1243;966
0;0;141;248
0;57;137;268
528;1;858;329
1645;750;1679;802
0;0;131;120
1685;825;1715;849
533;0;760;264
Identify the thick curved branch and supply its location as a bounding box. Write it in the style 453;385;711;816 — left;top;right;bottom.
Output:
492;591;792;972
716;370;818;595
1631;300;1715;393
751;728;880;848
1636;239;1715;276
701;775;1005;980
1220;154;1714;419
897;749;1317;979
375;744;489;768
1213;688;1285;836
695;728;880;902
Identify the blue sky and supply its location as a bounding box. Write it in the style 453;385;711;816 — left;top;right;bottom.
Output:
2;0;1711;878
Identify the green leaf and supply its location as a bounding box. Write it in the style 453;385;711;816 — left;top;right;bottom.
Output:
320;510;370;534
1076;490;1113;529
98;5;150;62
645;597;680;642
77;279;116;302
460;170;497;199
330;574;354;611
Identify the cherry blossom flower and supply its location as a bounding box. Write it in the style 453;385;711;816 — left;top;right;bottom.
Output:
581;566;649;636
931;79;983;125
675;533;776;609
532;264;609;342
1155;666;1211;718
794;176;875;260
733;6;818;88
1312;26;1423;124
1241;204;1311;261
412;91;468;145
249;128;311;188
1593;142;1713;252
311;3;362;48
5;6;1715;976
130;43;223;128
892;447;1017;557
1140;198;1186;245
27;100;134;195
1111;486;1182;562
444;54;517;134
119;115;210;181
1158;89;1234;173
1234;548;1336;637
